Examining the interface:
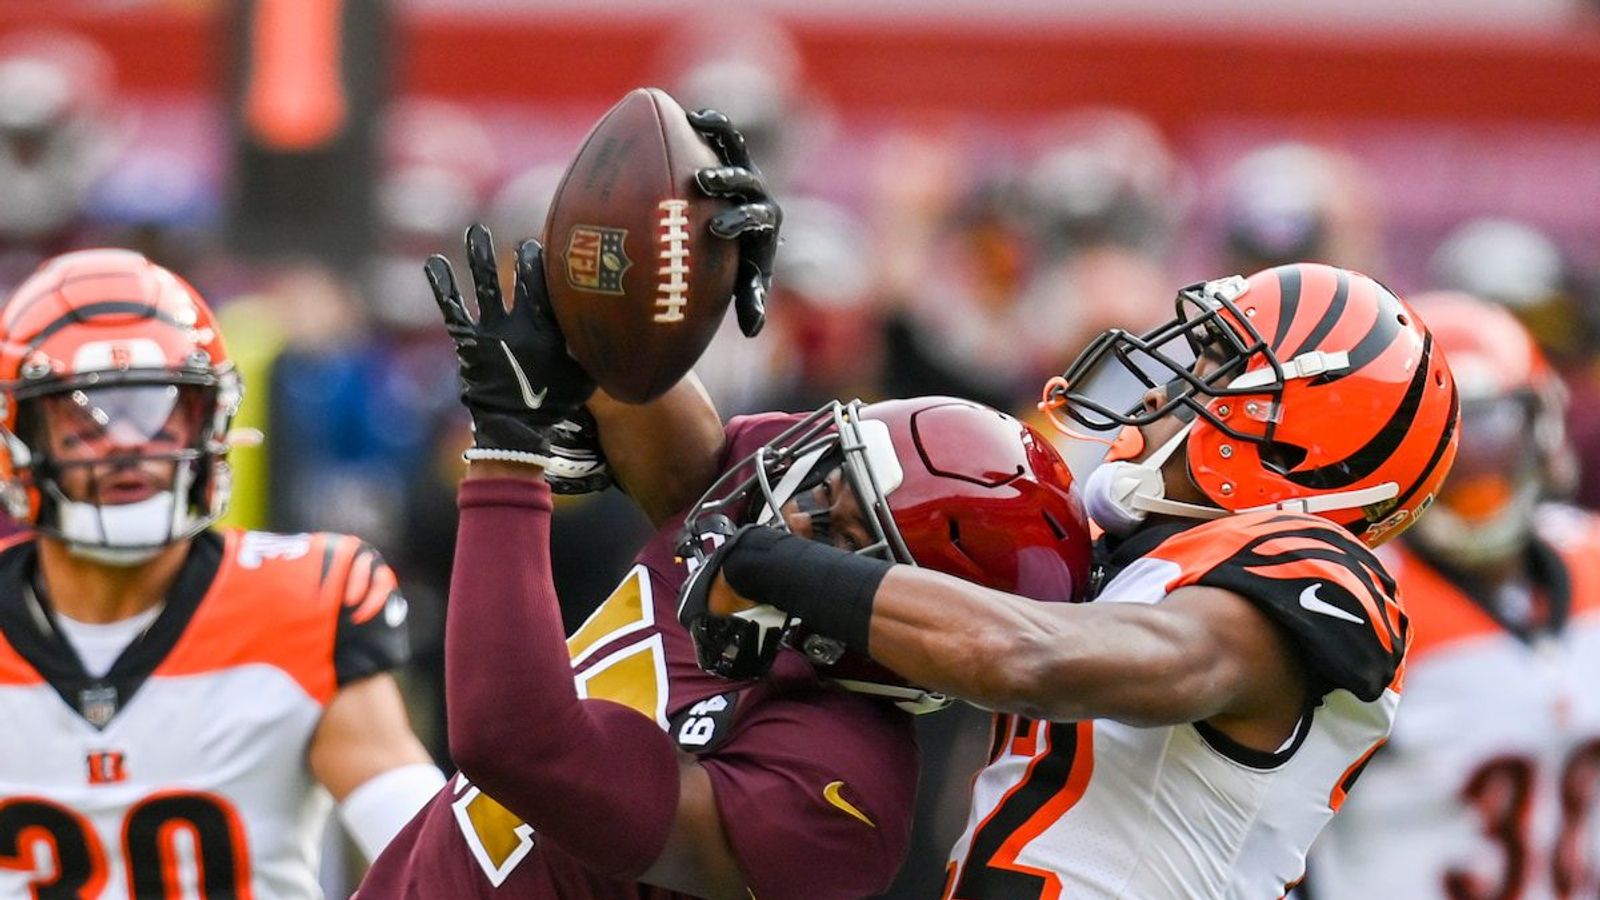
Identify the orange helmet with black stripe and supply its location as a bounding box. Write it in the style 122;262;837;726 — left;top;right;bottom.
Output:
1042;262;1459;547
0;249;242;563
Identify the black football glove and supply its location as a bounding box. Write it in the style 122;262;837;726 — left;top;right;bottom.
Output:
427;223;596;465
677;522;793;680
687;108;782;339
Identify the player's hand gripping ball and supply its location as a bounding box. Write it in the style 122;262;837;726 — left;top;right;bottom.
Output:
543;88;781;403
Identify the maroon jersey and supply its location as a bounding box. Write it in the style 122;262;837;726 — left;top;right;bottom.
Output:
358;414;918;899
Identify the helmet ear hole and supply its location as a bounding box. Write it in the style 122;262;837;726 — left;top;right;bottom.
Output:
1260;441;1308;476
945;517;978;567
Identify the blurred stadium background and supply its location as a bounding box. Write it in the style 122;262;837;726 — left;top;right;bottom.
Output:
2;0;1599;895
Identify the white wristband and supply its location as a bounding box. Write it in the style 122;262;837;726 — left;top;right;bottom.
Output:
463;447;606;482
463;447;551;466
337;763;447;861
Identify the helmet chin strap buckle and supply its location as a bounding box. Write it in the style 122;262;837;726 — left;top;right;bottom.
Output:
1228;349;1351;390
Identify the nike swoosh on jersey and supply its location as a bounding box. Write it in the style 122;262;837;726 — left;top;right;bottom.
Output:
499;340;547;408
1299;583;1363;624
822;781;875;827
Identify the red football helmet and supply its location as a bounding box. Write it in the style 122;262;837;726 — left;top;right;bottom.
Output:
0;249;241;563
681;396;1092;713
1404;290;1573;566
1042;263;1460;547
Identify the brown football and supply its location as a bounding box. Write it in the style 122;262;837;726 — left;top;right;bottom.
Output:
543;87;739;404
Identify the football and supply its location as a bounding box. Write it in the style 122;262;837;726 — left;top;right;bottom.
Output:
543;87;739;404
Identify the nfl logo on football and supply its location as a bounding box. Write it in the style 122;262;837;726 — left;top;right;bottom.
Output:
563;225;631;295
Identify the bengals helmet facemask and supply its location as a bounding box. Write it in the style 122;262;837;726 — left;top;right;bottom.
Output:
0;249;243;565
1040;263;1460;547
1404;291;1573;568
680;397;1092;713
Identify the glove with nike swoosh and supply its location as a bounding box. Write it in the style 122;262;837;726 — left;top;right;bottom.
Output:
427;223;596;465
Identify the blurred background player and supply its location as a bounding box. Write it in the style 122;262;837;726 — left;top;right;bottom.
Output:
1019;108;1189;359
1304;292;1600;900
1219;141;1383;276
0;30;116;293
1429;217;1600;509
681;263;1459;897
0;250;441;897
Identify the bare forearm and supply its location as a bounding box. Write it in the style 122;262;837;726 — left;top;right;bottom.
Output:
867;568;1239;725
590;374;724;527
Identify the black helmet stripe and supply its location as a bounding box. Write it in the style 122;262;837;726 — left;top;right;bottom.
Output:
1286;332;1434;490
26;302;188;351
1287;268;1350;359
1383;378;1459;516
1269;266;1303;351
1327;285;1406;383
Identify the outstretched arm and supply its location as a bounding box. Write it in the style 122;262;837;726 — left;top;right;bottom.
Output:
686;527;1308;750
860;567;1302;731
448;464;747;896
427;229;748;893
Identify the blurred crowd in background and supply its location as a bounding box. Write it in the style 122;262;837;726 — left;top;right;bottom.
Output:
3;3;1600;896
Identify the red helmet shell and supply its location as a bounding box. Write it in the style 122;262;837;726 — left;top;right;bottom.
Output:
863;396;1091;604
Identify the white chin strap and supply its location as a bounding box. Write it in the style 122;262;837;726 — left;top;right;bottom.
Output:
54;485;197;567
1084;421;1227;537
1116;421;1230;521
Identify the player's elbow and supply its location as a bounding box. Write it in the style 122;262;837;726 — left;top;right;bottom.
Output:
969;626;1088;720
447;727;499;787
447;719;533;796
1083;616;1237;728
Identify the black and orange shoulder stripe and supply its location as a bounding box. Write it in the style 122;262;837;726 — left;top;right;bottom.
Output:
1157;512;1408;700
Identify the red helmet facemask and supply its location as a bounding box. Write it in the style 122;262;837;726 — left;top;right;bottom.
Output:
680;397;1091;713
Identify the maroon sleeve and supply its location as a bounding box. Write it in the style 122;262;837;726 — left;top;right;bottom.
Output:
446;477;682;879
700;687;919;900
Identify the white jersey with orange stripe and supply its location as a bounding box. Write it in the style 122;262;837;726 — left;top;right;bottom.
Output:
0;528;408;900
1306;504;1600;900
944;511;1407;900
